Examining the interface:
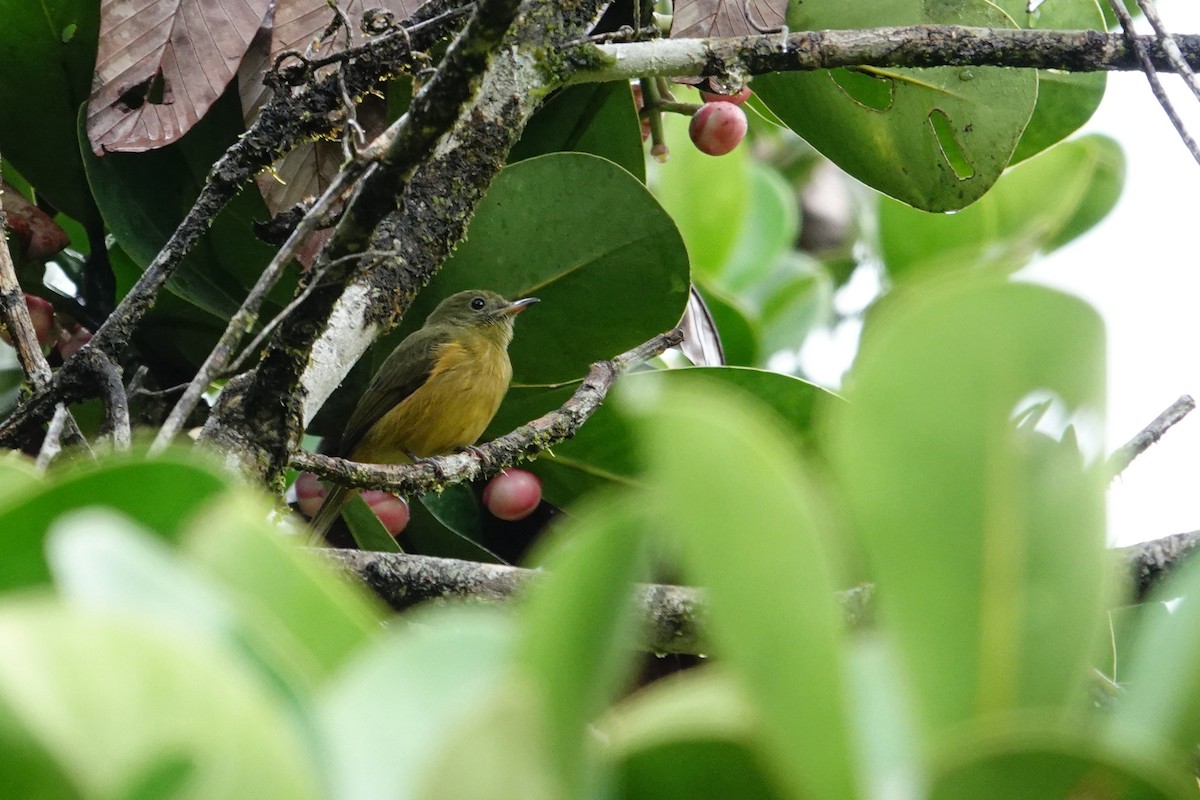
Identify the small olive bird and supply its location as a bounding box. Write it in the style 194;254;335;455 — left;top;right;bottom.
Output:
309;290;538;535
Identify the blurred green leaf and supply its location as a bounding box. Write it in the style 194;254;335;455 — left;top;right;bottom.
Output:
994;0;1107;164
1109;546;1200;759
649;95;750;277
318;605;514;800
930;722;1191;800
637;377;856;800
516;497;646;794
719;162;800;294
510;82;645;182
0;690;82;800
390;153;690;386
46;509;324;700
0;452;232;591
879;135;1125;278
827;280;1108;736
0;0;100;225
0;599;322;799
489;366;836;508
754;0;1036;211
747;253;835;356
0;452;41;505
183;490;385;680
603;668;783;800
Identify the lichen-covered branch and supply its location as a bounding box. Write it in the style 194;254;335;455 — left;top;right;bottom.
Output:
291;328;684;495
1108;395;1196;480
574;26;1200;85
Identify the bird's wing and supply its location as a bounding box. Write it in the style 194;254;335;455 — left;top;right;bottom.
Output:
337;326;451;457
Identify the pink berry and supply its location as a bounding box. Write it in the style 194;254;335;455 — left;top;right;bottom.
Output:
361;490;410;537
294;471;328;518
482;469;542;521
688;102;747;156
2;295;57;348
700;86;752;106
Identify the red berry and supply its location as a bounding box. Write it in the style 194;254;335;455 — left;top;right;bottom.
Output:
1;295;57;349
688;102;747;156
482;469;542;521
361;490;410;537
700;86;752;106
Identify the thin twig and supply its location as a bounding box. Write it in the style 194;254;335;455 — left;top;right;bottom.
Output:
292;328;684;496
79;349;130;451
1107;0;1200;166
35;405;71;470
1136;0;1200;104
1108;395;1195;479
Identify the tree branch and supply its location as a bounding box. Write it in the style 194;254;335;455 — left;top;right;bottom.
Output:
291;328;684;496
1108;395;1195;479
320;530;1200;656
574;27;1200;85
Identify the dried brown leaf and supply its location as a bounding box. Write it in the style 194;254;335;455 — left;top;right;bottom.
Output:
87;0;273;154
671;0;786;38
238;0;417;219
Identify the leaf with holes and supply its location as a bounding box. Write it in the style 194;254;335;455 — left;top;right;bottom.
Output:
752;0;1037;211
87;0;272;153
993;0;1107;164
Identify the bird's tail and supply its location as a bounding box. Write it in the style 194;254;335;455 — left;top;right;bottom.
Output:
309;483;357;538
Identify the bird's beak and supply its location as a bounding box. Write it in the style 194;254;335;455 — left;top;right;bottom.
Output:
503;297;539;316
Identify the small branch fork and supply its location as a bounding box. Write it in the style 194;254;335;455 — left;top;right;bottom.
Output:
292;328;685;496
1108;395;1196;479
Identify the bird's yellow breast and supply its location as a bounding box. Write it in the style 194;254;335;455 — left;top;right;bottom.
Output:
349;334;513;464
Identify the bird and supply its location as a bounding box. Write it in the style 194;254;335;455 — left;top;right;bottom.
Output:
308;289;538;536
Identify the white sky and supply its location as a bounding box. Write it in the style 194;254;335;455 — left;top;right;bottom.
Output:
1023;0;1200;545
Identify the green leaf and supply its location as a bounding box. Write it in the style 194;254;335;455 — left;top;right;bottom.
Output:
993;0;1108;164
649;96;750;277
183;490;385;680
46;509;321;699
389;153;690;386
827;280;1109;736
603;669;783;800
0;452;233;591
488;366;836;508
930;721;1192;800
879;135;1125;278
343;492;404;553
636;377;856;800
0;0;100;225
719;162;800;294
0;599;322;799
1108;548;1200;758
317;605;515;800
510;82;645;181
515;497;646;794
754;0;1037;211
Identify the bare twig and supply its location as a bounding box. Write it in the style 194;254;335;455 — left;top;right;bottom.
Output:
1108;395;1195;479
35;405;72;470
1107;0;1200;166
1136;0;1200;104
292;328;684;496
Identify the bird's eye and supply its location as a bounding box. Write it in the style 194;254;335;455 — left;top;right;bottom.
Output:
470;297;486;310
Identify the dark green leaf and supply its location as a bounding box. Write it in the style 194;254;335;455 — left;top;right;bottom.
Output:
754;0;1037;211
344;492;404;553
510;83;645;181
388;153;690;386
